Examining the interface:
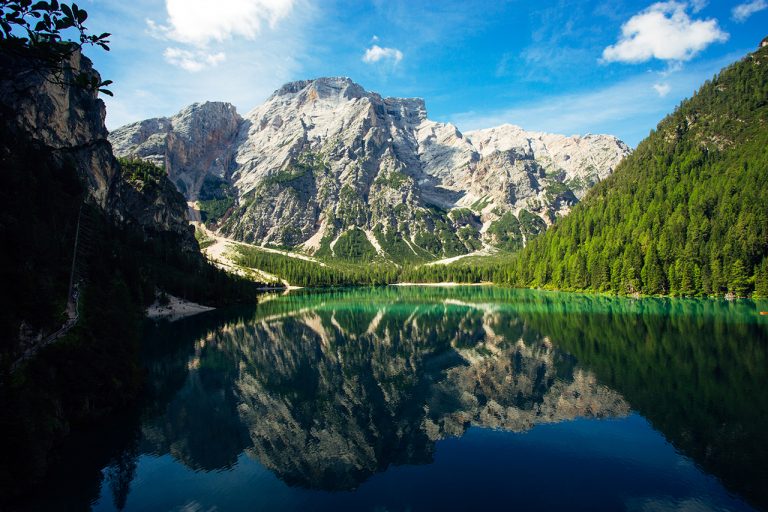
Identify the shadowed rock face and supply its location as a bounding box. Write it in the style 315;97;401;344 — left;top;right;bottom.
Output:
110;78;630;260
140;296;629;491
0;51;117;208
0;50;199;256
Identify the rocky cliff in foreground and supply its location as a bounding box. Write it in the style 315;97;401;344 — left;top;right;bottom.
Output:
110;78;630;262
1;48;266;504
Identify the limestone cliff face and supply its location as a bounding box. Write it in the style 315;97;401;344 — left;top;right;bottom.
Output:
110;77;630;261
463;125;629;211
111;170;198;252
109;102;242;200
0;51;117;207
0;50;198;252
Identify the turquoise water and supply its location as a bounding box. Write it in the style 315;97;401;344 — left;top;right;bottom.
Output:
35;288;768;511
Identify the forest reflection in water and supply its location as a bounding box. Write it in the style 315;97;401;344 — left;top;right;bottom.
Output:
36;287;768;511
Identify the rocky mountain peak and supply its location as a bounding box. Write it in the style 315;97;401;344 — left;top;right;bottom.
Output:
110;79;631;261
270;77;367;103
173;101;239;129
263;77;427;122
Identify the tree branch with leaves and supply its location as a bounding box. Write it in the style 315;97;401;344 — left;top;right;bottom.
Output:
1;0;112;95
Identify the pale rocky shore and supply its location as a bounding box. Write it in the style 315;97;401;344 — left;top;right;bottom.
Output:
146;294;215;321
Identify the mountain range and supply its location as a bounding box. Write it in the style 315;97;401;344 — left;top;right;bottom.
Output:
109;78;629;262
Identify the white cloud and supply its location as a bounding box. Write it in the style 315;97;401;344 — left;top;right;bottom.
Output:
87;0;312;130
149;0;296;46
146;1;297;73
163;48;227;72
690;0;707;13
602;2;728;63
653;82;671;96
362;44;403;64
658;60;684;77
732;0;767;22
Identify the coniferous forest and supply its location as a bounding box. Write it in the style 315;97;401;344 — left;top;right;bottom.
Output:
493;43;768;297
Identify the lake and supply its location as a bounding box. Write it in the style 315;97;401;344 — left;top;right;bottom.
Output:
33;287;768;511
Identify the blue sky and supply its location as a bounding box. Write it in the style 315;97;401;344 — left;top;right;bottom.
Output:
80;0;768;146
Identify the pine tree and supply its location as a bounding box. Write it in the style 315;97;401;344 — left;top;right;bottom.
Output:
728;259;751;297
641;247;667;295
754;257;768;298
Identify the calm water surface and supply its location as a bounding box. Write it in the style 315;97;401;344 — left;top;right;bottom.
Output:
35;288;768;511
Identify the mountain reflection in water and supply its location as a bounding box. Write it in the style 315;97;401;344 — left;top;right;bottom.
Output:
35;288;768;511
145;290;630;490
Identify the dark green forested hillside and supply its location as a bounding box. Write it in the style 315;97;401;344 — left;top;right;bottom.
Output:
497;43;768;297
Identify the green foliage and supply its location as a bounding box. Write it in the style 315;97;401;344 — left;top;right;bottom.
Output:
470;196;491;212
262;153;328;188
263;167;309;187
754;257;768;298
399;255;505;284
493;45;768;297
199;197;234;224
448;208;478;225
119;157;165;190
333;228;378;261
374;170;409;189
337;184;367;227
198;175;229;200
233;246;399;287
198;175;235;225
457;225;482;251
487;212;523;251
373;226;431;264
543;178;566;196
1;0;112;94
517;209;546;237
409;206;477;259
194;227;215;250
410;232;436;257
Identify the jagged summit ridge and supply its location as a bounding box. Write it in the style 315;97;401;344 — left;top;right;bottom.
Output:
269;77;427;113
271;77;366;100
109;79;630;261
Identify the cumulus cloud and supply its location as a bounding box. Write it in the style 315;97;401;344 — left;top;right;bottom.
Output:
689;0;707;13
653;82;671;96
147;0;296;72
362;45;403;64
732;0;767;22
164;48;227;72
150;0;296;46
602;2;728;63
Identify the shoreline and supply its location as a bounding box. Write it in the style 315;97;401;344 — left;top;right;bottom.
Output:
390;282;494;287
146;294;215;322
